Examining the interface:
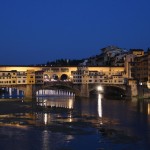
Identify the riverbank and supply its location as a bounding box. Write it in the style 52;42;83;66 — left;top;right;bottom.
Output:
0;99;33;114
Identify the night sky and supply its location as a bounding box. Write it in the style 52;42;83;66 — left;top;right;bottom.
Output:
0;0;150;65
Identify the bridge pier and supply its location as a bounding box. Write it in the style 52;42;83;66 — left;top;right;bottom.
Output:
24;84;36;99
127;80;138;97
80;84;89;97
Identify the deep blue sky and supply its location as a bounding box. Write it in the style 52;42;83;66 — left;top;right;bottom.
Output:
0;0;150;65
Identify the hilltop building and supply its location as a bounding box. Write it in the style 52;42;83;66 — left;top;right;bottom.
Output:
100;45;128;66
84;45;128;67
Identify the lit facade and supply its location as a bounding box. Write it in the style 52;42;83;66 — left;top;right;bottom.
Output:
71;66;125;84
26;70;35;84
130;49;144;57
128;49;150;88
35;71;44;84
0;70;17;85
17;71;27;84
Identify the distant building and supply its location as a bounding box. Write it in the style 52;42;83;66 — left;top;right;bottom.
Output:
130;52;148;82
130;49;144;57
86;45;128;67
124;54;135;79
125;49;145;79
125;48;150;88
101;45;128;66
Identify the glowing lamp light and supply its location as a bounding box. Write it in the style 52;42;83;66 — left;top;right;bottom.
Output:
139;82;142;85
97;85;103;92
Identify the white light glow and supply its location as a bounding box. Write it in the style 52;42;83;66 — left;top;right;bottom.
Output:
43;99;47;107
68;98;73;109
97;86;103;92
98;94;102;118
148;104;150;115
44;113;48;125
69;114;72;122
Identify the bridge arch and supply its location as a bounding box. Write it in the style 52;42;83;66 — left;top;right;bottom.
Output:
52;74;59;81
35;82;80;96
89;84;126;98
60;74;68;81
43;73;51;82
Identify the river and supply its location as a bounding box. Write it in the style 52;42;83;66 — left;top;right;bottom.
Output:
0;89;150;150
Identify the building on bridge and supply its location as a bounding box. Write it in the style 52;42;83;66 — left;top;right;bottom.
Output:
71;66;126;85
0;70;17;85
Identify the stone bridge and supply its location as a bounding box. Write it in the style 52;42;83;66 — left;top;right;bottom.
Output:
0;81;135;99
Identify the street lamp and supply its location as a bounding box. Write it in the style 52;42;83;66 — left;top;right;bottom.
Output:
139;82;144;97
97;85;103;92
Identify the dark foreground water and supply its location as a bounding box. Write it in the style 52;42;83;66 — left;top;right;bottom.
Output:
0;94;150;150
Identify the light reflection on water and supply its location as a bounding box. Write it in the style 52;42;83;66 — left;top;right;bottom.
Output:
36;96;74;109
0;87;24;99
42;130;49;150
0;91;150;149
148;103;150;115
98;94;102;118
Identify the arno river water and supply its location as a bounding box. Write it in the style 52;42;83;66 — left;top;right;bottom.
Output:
0;88;150;150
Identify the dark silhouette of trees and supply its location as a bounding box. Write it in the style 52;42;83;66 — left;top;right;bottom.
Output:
46;58;84;67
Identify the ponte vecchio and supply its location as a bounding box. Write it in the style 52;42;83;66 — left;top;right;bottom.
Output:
0;65;142;98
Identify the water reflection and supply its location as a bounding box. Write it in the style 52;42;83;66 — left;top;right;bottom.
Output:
35;113;50;125
42;130;49;150
0;113;34;128
36;96;74;109
98;94;102;118
98;94;103;125
0;91;150;149
36;89;75;97
34;95;74;125
0;87;24;99
148;103;150;115
44;113;48;125
137;99;150;116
